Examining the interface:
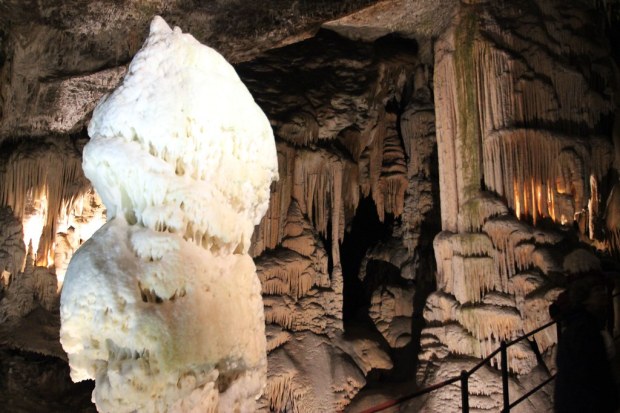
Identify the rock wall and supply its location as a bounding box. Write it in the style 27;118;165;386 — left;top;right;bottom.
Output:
0;1;618;412
418;1;618;411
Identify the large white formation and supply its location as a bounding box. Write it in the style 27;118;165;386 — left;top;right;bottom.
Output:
60;16;278;413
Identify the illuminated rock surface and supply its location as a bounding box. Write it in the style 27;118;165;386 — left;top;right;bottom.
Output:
0;1;620;412
60;17;277;413
416;1;617;411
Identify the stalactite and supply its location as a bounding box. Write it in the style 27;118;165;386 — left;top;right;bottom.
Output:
0;139;88;267
435;232;498;302
483;129;559;221
451;233;494;257
291;147;359;268
424;4;615;409
264;300;295;330
452;255;496;304
365;119;386;202
482;216;535;288
374;121;408;221
258;252;317;300
475;22;612;136
457;304;522;341
422;322;536;375
264;373;303;413
482;128;612;230
424;324;482;359
519;288;563;354
251;143;295;257
474;40;515;134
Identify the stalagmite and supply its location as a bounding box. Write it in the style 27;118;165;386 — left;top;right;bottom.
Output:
60;17;277;413
0;248;58;323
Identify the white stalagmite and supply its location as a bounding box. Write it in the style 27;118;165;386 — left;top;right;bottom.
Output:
60;16;278;413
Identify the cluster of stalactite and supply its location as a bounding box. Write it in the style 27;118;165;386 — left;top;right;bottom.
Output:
0;139;90;267
419;1;616;412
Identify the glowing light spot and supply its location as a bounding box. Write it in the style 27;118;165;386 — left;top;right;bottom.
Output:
22;192;48;260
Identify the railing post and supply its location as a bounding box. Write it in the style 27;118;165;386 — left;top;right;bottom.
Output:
460;370;469;413
500;340;510;413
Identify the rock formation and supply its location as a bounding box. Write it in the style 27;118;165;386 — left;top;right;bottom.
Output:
417;1;618;411
0;1;619;412
60;17;278;412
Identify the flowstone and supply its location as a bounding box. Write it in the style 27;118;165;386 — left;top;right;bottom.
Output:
60;16;278;413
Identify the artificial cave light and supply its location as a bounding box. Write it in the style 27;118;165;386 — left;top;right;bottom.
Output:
60;16;278;413
21;191;47;262
0;138;87;269
485;130;612;231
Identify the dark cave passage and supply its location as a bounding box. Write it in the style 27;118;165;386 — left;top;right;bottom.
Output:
341;196;393;325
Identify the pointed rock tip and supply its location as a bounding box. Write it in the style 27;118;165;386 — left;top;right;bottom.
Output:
150;16;173;35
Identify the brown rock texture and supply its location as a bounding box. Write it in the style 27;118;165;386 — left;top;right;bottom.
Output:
418;1;618;411
0;0;619;412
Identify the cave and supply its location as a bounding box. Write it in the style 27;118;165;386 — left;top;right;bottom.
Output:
1;1;620;412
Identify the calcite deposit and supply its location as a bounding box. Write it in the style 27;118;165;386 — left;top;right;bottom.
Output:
60;17;278;412
0;1;619;412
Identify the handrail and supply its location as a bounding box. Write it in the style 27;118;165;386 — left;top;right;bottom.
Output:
352;287;620;413
507;374;556;410
505;320;555;347
354;319;558;413
354;375;461;413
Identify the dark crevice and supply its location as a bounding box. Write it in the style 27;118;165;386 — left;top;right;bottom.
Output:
341;196;393;325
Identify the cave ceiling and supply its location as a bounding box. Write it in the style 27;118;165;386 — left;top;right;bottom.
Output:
2;0;620;412
0;0;459;142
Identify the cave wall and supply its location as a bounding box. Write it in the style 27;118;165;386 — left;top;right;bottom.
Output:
0;1;619;412
417;1;618;412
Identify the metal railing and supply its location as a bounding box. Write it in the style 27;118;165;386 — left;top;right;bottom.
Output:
356;320;558;413
355;288;620;413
